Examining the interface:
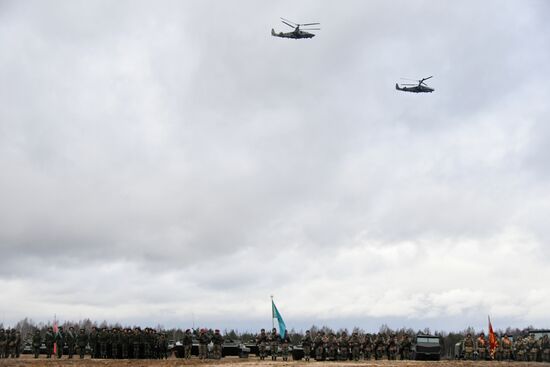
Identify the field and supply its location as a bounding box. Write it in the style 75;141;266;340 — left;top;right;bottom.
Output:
0;357;544;367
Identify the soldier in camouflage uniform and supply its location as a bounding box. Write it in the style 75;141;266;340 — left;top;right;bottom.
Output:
350;331;361;361
89;326;98;358
121;328;130;359
327;332;338;360
44;326;55;358
374;333;386;360
212;329;224;359
269;328;279;360
501;334;512;361
302;330;312;361
54;326;65;358
476;332;487;360
159;332;168;359
280;332;291;361
132;328;141;359
198;328;210;359
339;331;350;360
77;328;88;359
7;329;16;358
400;334;412;360
256;328;268;360
183;329;193;359
14;330;22;358
66;326;76;358
32;329;42;358
98;327;108;358
362;333;373;360
387;334;398;360
0;329;6;358
527;334;539;362
314;331;325;360
515;335;527;361
541;334;550;363
463;333;474;360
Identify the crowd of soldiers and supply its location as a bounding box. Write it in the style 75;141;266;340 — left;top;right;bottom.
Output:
0;328;23;358
27;326;169;359
463;332;550;362
256;328;413;361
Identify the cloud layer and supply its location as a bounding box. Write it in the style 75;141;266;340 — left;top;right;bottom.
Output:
1;0;549;331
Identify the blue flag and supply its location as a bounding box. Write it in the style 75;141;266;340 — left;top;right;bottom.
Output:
272;300;287;339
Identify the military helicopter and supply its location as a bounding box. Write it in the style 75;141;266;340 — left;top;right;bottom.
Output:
271;18;320;39
395;76;435;93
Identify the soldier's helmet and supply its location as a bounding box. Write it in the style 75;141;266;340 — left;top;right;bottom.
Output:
480;332;485;336
215;329;220;333
306;330;310;334
272;328;277;332
261;328;265;332
186;329;190;333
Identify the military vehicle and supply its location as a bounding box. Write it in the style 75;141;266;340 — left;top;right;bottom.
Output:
412;334;441;360
170;338;250;358
396;76;435;93
271;18;320;39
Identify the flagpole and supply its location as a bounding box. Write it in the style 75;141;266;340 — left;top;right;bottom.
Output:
270;295;274;330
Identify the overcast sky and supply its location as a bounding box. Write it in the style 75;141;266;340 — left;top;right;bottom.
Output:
1;0;549;332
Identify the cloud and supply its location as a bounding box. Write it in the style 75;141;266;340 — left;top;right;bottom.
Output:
0;0;549;330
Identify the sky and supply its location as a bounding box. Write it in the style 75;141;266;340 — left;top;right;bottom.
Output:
1;0;549;333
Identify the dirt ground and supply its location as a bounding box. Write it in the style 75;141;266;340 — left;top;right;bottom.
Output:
0;357;544;367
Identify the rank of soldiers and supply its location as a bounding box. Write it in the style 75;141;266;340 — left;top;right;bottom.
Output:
461;332;550;362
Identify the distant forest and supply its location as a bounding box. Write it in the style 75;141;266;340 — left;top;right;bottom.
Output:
1;318;542;358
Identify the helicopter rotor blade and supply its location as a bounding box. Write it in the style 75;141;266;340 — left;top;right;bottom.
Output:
281;20;295;28
280;17;297;25
300;28;320;31
300;22;320;26
400;84;417;86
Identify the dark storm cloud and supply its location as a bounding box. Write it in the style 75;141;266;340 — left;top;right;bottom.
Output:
0;0;549;329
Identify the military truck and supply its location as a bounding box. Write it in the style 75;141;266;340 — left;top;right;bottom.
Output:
412;335;441;360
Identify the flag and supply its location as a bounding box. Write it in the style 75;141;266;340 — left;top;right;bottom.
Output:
272;299;287;339
488;315;497;359
53;317;58;356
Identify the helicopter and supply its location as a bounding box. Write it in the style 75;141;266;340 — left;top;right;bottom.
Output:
395;76;435;93
271;18;320;39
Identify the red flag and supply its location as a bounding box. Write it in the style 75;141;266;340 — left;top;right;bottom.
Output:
53;317;58;356
488;316;497;359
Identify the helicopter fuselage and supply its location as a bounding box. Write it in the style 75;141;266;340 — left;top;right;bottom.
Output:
271;28;315;39
395;84;434;93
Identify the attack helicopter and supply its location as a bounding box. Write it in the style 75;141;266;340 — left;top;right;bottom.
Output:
271;18;320;39
395;76;435;93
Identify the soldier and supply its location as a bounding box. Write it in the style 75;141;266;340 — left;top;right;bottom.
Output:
327;332;338;360
463;333;474;360
65;326;76;359
7;329;16;358
374;333;385;360
89;326;98;358
280;332;291;361
302;330;312;362
256;328;268;360
132;328;141;359
501;334;512;361
183;329;193;359
540;334;550;363
314;331;325;360
142;328;151;359
32;329;42;358
515;335;527;361
387;334;398;360
98;327;109;359
198;328;210;359
121;328;130;359
0;329;5;359
527;334;539;362
269;328;279;361
339;331;350;360
159;332;168;359
212;329;224;359
350;331;361;361
400;334;412;360
362;333;373;360
476;332;487;360
76;328;88;359
44;326;55;358
14;330;21;358
54;326;65;358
